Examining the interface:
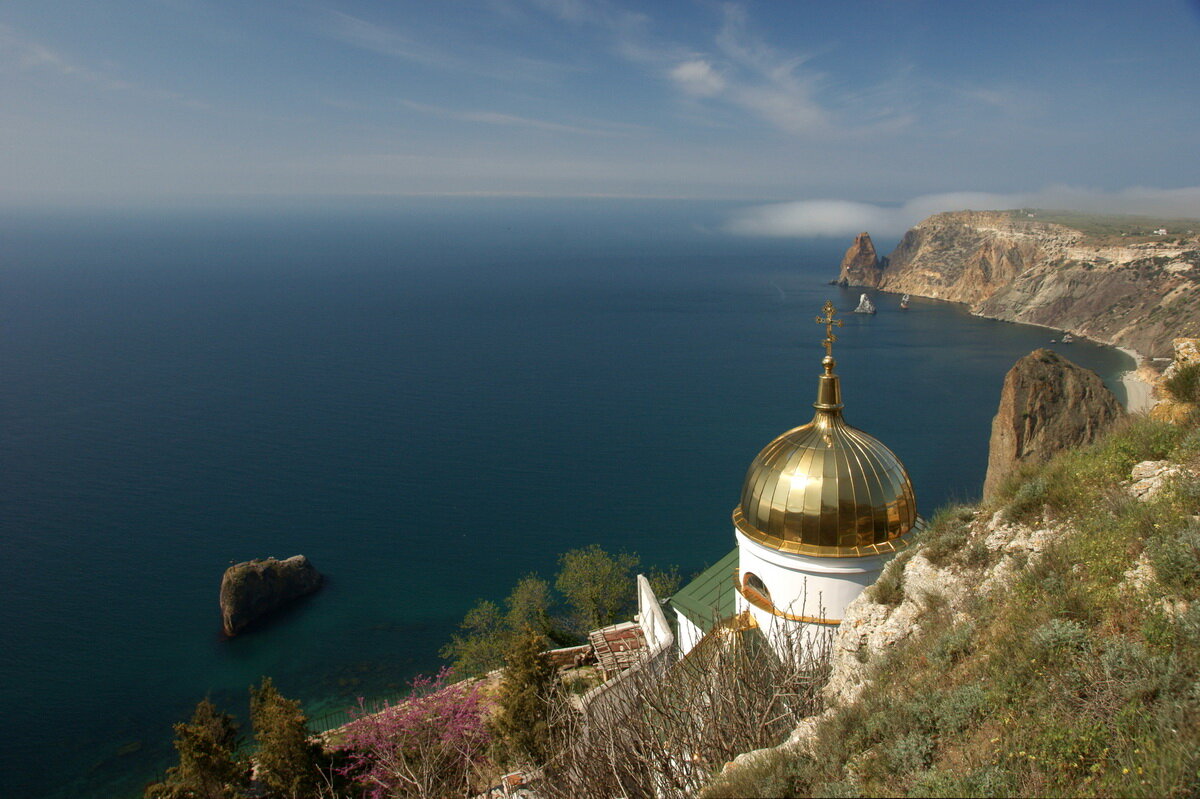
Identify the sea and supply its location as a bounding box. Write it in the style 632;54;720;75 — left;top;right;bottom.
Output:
0;198;1132;798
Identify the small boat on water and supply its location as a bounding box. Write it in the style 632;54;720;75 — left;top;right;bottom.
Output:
900;294;910;310
1061;333;1075;343
853;293;876;314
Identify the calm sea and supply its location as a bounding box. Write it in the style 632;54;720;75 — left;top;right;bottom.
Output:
0;199;1130;798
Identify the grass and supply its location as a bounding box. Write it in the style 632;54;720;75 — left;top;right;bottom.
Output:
703;414;1200;798
1005;209;1200;243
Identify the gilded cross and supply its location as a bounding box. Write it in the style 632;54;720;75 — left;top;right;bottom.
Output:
815;300;842;358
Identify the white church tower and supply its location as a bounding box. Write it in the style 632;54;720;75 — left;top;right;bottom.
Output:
672;301;920;655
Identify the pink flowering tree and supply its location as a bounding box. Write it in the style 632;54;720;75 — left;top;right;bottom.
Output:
335;668;492;799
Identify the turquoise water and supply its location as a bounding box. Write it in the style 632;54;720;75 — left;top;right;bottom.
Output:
0;199;1130;797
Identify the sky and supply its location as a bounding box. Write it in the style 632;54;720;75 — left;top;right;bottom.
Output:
3;0;1200;231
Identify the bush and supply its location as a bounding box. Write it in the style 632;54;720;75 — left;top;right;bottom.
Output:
929;623;975;668
921;505;974;566
1147;524;1200;595
1033;618;1090;654
888;731;935;774
868;549;912;606
1165;363;1200;403
337;669;491;799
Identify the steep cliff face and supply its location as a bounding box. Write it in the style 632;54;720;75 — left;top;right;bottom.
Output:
982;349;1123;499
842;211;1200;358
834;232;884;287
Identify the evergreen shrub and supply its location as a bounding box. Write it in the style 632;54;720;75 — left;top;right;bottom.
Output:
1165;363;1200;403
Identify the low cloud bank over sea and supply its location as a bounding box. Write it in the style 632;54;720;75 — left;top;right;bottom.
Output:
726;185;1200;239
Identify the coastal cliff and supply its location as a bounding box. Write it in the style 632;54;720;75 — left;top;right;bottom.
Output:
839;211;1200;358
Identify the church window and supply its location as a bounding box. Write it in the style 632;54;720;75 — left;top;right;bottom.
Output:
744;572;770;601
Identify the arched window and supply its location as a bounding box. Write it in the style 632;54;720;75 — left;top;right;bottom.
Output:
744;572;770;602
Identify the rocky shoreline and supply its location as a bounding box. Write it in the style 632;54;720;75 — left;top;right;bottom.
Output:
834;212;1200;361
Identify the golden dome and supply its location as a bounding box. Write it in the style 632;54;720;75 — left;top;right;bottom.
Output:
733;302;917;558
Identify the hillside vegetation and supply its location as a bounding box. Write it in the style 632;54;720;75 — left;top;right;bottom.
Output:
705;414;1200;798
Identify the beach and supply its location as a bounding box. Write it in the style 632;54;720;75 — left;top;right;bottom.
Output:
1117;346;1157;414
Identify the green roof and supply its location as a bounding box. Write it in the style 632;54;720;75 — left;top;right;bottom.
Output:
670;548;738;632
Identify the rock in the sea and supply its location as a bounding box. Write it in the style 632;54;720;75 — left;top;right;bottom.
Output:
834;231;884;287
983;349;1124;499
220;555;323;636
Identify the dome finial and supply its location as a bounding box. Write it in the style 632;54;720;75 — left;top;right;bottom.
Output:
815;300;843;373
813;301;844;410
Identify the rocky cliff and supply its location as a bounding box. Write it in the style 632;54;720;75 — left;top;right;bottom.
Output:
982;348;1123;498
839;211;1200;358
834;232;884;287
220;555;323;636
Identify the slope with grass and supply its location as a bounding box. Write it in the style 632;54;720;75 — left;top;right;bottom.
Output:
703;413;1200;798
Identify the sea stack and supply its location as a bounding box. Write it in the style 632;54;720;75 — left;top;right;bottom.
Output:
983;349;1123;499
219;555;323;636
834;232;884;287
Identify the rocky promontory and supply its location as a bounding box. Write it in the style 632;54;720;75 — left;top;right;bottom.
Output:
219;555;323;636
836;211;1200;358
982;348;1123;498
833;232;884;288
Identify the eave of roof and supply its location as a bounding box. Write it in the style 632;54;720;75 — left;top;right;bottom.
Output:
669;547;738;632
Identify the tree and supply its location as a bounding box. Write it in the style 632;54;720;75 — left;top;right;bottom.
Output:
504;574;552;638
441;575;556;678
489;628;558;767
439;599;507;677
336;669;491;799
556;545;639;634
145;698;246;799
647;564;682;601
249;678;320;799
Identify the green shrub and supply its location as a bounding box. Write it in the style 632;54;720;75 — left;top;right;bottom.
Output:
1005;474;1050;521
1172;427;1200;462
921;505;975;566
869;548;912;606
1165;363;1200;403
1147;524;1200;595
1033;618;1089;654
888;731;935;774
930;683;987;735
929;623;975;668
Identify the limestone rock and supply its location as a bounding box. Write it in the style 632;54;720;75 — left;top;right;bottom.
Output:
1127;460;1186;501
834;232;884;287
834;211;1200;358
1150;337;1200;423
982;349;1123;499
220;555;323;636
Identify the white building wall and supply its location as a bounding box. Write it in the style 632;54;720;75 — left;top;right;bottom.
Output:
734;528;894;649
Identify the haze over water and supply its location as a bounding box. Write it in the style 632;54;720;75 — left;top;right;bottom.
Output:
0;199;1131;797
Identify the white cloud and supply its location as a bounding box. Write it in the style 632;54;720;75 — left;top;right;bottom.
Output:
669;59;725;97
726;186;1200;238
398;99;639;137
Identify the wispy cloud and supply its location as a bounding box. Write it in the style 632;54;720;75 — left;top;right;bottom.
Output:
399;99;641;137
0;23;208;109
0;24;132;91
726;186;1200;238
320;10;458;68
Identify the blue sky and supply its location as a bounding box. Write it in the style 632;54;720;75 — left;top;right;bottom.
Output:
3;0;1200;228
